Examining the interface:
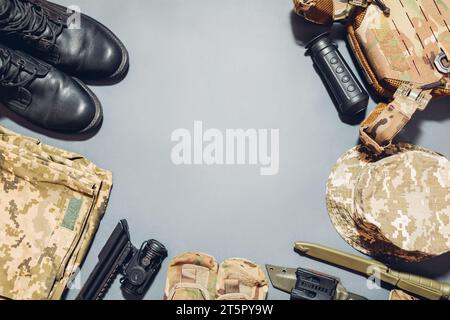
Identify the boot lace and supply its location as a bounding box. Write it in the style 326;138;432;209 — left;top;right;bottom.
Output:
0;49;37;87
0;0;65;49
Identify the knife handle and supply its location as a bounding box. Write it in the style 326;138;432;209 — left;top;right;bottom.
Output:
386;270;450;300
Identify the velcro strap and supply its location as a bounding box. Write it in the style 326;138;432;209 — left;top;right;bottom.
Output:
348;0;368;5
224;279;240;294
324;0;370;20
360;84;432;153
166;264;213;300
181;267;197;283
335;0;366;20
181;264;211;288
216;293;250;300
167;283;211;300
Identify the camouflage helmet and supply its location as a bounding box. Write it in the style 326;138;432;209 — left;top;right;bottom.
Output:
327;143;450;262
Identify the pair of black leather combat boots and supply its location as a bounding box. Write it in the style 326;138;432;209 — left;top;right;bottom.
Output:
0;0;129;133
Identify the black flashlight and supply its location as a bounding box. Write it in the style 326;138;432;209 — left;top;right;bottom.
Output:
306;32;369;116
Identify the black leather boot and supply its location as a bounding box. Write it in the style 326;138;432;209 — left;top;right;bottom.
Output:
0;44;103;132
0;0;129;84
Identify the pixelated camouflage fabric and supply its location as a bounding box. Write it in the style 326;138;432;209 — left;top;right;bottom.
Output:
164;253;268;300
356;150;450;255
327;143;450;262
164;252;219;300
0;126;112;300
216;258;268;300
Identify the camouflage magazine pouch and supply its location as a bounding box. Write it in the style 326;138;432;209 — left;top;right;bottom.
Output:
216;258;268;300
164;254;268;300
0;127;112;300
164;252;219;300
293;0;351;24
294;0;450;153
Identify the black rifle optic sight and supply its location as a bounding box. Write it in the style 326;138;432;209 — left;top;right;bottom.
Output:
76;220;167;300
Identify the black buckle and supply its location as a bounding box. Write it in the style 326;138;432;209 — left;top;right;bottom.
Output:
290;268;338;300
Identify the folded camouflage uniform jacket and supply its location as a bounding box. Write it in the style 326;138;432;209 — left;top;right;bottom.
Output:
0;126;112;300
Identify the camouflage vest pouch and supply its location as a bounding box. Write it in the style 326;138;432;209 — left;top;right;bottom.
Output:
353;0;450;153
294;0;450;153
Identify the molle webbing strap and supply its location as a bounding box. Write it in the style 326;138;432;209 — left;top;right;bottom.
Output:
360;84;432;154
359;0;450;86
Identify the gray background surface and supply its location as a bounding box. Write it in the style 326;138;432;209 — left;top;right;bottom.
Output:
1;0;450;300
